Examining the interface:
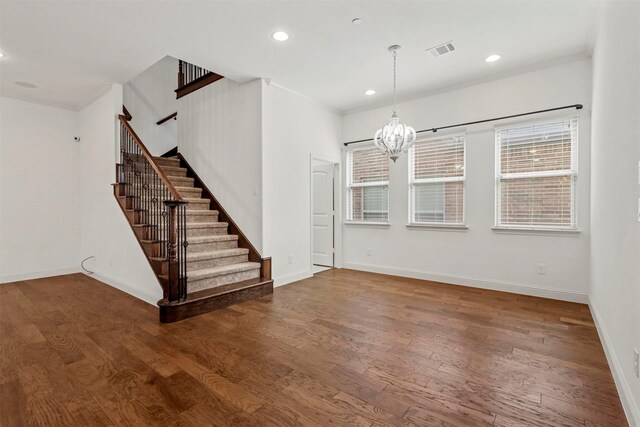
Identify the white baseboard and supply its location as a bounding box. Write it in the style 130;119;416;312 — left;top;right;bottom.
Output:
87;272;160;306
589;298;639;427
342;262;588;303
0;267;81;284
273;270;313;288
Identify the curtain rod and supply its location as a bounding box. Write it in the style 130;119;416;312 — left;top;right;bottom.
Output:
343;103;583;146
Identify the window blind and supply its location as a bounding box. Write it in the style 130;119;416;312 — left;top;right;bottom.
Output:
496;117;578;229
409;134;465;224
346;147;389;222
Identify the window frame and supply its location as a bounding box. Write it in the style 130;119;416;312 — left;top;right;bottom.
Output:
345;146;390;225
408;132;467;227
494;116;579;231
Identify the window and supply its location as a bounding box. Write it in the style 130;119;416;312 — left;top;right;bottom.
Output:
346;147;389;222
409;134;465;225
495;117;578;230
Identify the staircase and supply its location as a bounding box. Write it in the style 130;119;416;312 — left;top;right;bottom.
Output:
113;115;272;323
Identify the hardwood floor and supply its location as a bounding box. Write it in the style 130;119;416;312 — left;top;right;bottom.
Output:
0;270;627;426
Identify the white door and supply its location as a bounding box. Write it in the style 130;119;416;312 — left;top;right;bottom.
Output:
313;163;334;267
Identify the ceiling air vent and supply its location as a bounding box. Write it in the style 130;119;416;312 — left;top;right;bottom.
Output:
426;41;455;57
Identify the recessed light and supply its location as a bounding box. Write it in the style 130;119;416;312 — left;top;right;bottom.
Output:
15;81;37;89
485;54;501;63
272;31;289;42
364;89;376;96
0;52;4;58
352;18;363;24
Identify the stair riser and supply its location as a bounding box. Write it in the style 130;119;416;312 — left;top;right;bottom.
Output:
130;160;181;171
146;210;218;224
129;200;208;211
188;240;238;252
121;174;194;187
186;202;209;211
146;212;219;224
124;154;179;167
156;226;227;238
126;185;201;198
134;226;156;241
160;168;188;177
150;258;169;276
188;268;260;293
186;212;218;223
125;210;144;224
188;254;249;270
186;226;228;238
153;158;180;167
141;241;162;258
177;188;202;198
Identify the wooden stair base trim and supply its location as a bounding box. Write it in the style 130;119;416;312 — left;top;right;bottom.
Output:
175;72;224;99
158;277;273;323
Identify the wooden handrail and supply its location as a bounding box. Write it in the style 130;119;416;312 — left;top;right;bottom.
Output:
118;115;184;201
156;112;177;125
122;105;132;121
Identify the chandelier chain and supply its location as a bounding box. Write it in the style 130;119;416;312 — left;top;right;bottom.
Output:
392;51;397;115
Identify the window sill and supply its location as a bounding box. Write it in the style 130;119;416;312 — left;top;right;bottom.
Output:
406;223;468;231
344;221;390;228
492;226;581;236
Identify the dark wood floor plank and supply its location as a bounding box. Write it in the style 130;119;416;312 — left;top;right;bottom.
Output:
0;270;628;426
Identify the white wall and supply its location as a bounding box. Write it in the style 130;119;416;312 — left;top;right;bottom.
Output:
78;85;162;304
262;83;342;285
589;1;640;424
342;59;592;302
0;97;80;282
123;56;178;156
178;78;263;251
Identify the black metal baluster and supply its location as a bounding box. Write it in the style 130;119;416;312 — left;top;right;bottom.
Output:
179;205;183;299
163;187;168;258
182;204;187;298
144;157;148;226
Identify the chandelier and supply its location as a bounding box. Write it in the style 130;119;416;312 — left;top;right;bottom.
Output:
374;45;416;162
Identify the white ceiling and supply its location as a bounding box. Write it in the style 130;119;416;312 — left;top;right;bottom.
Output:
0;0;596;112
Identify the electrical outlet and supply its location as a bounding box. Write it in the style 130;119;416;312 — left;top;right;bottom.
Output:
634;348;639;378
366;247;372;256
288;255;293;265
536;263;547;275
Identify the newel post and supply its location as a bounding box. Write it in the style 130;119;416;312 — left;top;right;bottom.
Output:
164;200;187;302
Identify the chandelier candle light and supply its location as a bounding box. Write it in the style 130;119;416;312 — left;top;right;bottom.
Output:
374;45;416;162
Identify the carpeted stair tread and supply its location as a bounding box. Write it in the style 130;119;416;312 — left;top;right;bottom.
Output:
188;262;261;280
186;209;218;215
189;235;238;243
187;248;249;261
185;222;228;229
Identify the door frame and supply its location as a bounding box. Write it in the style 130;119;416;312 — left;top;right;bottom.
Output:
310;154;342;273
